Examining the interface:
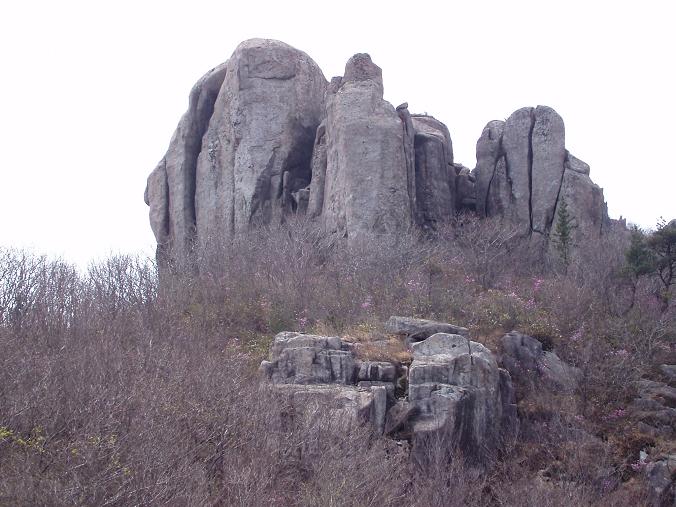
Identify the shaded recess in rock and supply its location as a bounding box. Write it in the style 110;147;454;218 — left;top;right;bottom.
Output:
145;39;614;262
260;318;518;465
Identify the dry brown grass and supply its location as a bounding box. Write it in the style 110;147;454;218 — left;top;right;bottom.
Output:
0;218;673;505
351;336;413;364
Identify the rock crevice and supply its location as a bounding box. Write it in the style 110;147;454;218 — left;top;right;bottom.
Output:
260;318;519;464
145;39;612;260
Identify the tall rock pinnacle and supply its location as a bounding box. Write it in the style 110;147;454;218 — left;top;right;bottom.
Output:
307;54;412;242
145;39;327;260
145;39;611;262
473;106;608;242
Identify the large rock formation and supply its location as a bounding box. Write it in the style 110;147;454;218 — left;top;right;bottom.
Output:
145;39;327;259
307;54;412;242
472;106;608;241
260;320;518;464
406;333;518;463
145;39;613;259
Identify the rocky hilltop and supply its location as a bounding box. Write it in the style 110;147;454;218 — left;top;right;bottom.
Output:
145;39;612;259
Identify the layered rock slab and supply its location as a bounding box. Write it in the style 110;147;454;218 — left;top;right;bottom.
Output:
260;322;518;465
407;333;518;463
260;331;390;434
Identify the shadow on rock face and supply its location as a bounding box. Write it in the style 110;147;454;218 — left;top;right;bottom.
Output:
260;318;519;466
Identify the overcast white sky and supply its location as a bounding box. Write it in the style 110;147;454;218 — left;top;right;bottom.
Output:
1;0;674;266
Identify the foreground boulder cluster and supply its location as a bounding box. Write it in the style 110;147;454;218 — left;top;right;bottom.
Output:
259;317;583;464
145;38;617;261
628;369;676;503
259;319;676;504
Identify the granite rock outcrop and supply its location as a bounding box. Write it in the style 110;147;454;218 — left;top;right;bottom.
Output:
145;39;327;259
260;319;518;464
307;54;412;242
145;39;613;260
472;106;608;242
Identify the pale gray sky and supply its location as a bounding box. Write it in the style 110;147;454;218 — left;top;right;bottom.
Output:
1;0;674;266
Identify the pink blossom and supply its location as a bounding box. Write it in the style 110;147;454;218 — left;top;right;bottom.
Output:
570;326;584;342
532;277;544;292
603;408;626;421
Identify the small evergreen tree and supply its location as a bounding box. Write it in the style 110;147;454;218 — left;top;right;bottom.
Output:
552;197;576;269
647;218;676;307
625;226;655;279
625;219;676;311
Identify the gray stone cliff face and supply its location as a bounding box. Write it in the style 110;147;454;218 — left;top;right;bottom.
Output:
145;39;613;259
472;106;608;241
260;320;519;464
308;54;412;242
145;39;327;259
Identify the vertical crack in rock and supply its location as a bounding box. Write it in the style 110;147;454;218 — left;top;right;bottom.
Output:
250;146;278;224
187;73;227;222
527;108;535;233
531;106;566;236
147;40;613;260
308;122;328;217
484;133;504;217
548;150;569;234
397;103;417;225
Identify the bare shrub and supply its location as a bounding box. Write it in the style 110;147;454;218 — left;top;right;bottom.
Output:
441;214;523;290
1;214;672;504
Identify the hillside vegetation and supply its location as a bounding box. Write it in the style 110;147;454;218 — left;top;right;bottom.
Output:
1;217;674;506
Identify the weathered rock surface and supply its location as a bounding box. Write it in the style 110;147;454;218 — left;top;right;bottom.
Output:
474;120;506;218
146;39;326;260
473;106;609;241
454;163;476;212
407;333;518;462
499;331;581;393
554;153;608;243
145;62;228;259
146;39;615;260
385;316;469;342
274;383;387;434
411;115;456;228
260;319;517;463
195;39;326;243
261;331;389;433
308;54;412;243
260;332;355;385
